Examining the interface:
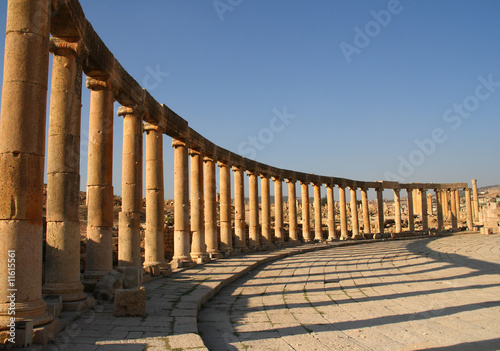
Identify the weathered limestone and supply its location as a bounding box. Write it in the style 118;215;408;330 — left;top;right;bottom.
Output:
144;125;167;272
472;179;479;221
171;139;192;267
455;189;461;219
450;189;458;231
260;174;274;248
338;185;348;240
83;75;115;286
435;189;443;232
301;182;312;242
0;0;53;328
43;38;86;304
407;188;415;233
204;156;221;258
420;189;428;232
287;179;299;242
313;183;323;241
233;166;247;251
361;188;371;238
118;106;144;269
219;161;234;254
349;187;361;240
393;188;401;235
326;184;337;240
376;187;384;238
465;188;474;231
273;177;285;245
248;171;260;250
441;191;449;218
190;150;209;263
427;193;433;216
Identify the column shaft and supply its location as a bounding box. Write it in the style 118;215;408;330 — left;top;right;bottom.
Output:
248;171;260;249
471;179;479;221
338;186;348;239
455;189;461;220
326;185;337;240
287;180;298;242
301;182;312;242
435;189;443;232
465;188;474;231
407;189;414;233
118;106;143;268
233;166;247;250
172;140;192;264
204;157;221;257
144;127;166;269
190;151;207;262
273;177;284;244
376;188;384;238
43;39;86;303
394;188;401;235
219;162;233;253
350;187;361;239
314;184;323;241
361;188;371;237
450;189;458;231
0;0;53;327
84;76;115;285
421;189;428;232
427;194;433;216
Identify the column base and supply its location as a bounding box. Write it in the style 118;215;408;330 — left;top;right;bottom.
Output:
170;259;196;269
190;253;211;263
42;282;87;303
0;300;53;331
82;270;112;291
61;295;95;312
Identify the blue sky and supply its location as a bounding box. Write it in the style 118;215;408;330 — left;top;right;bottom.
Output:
0;0;499;200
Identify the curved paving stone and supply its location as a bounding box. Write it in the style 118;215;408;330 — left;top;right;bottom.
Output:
198;234;500;351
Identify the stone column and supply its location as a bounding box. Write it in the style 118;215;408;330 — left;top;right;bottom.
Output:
273;177;284;245
471;179;479;221
43;38;86;304
313;183;323;241
338;185;348;239
233;166;247;252
407;188;414;233
361;188;371;238
376;187;384;238
0;0;53;328
219;161;234;254
172;139;192;267
260;174;274;248
465;188;474;231
349;186;361;239
301;181;312;242
190;150;209;263
393;188;401;236
144;125;167;272
287;179;299;242
455;189;461;220
83;75;115;286
326;184;337;240
450;189;458;231
412;189;419;215
248;171;260;250
421;189;428;232
435;189;443;232
427;194;433;216
442;191;450;219
204;156;222;258
118;106;144;269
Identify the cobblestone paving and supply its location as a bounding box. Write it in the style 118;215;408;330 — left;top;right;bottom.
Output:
198;234;500;351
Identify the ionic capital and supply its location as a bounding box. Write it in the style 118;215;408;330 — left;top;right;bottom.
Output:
117;105;146;119
299;180;309;186
218;160;230;168
203;155;215;163
189;148;202;157
231;165;243;172
143;122;162;133
86;75;112;91
50;37;88;58
259;173;269;179
272;176;282;182
285;178;296;184
171;138;187;148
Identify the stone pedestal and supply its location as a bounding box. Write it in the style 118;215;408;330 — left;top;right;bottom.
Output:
233;166;247;251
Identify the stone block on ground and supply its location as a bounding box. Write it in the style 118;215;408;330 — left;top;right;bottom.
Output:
94;271;123;302
113;287;146;317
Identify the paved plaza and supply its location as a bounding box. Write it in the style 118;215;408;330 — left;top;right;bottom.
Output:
36;233;499;351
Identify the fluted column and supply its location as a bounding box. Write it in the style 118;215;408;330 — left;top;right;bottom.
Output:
233;166;247;251
248;171;260;250
313;183;323;241
190;150;209;263
43;38;86;304
144;124;167;271
273;176;284;245
349;186;361;240
465;188;474;231
338;185;348;240
421;189;428;232
301;181;312;242
219;161;234;254
287;179;299;242
0;0;53;327
204;156;222;258
376;187;384;239
118;106;144;268
83;75;115;286
172;139;192;267
471;179;479;221
393;188;401;236
435;189;443;232
326;184;337;240
407;188;415;233
361;188;371;238
450;189;458;231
